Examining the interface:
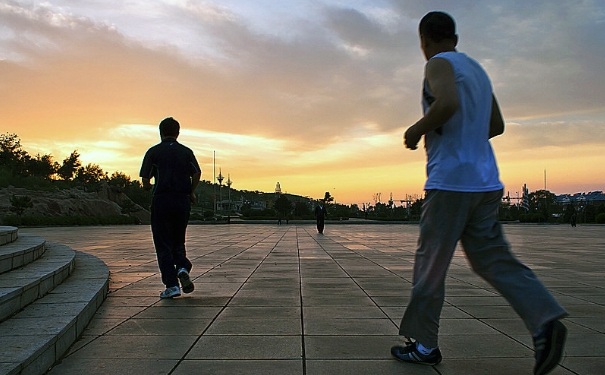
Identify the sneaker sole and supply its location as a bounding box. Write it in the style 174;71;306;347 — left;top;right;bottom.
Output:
178;272;194;294
160;292;181;299
535;321;567;375
391;345;442;366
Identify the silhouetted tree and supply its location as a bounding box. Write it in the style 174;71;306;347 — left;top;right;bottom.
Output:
0;133;27;174
584;204;596;223
409;198;423;220
274;194;292;218
10;195;33;216
329;203;353;219
109;171;132;189
25;153;58;179
563;203;576;223
293;201;311;218
529;190;557;221
57;150;81;181
76;163;107;185
373;202;390;217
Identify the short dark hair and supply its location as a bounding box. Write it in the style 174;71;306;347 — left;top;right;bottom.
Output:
419;11;457;43
159;117;180;137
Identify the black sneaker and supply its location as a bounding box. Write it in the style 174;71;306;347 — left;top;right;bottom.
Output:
391;342;442;366
177;268;194;294
533;320;567;375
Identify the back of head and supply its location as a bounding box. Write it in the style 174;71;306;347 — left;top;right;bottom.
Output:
159;117;180;138
419;11;457;43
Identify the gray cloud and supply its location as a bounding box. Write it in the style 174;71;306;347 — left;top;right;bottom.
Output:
3;1;603;120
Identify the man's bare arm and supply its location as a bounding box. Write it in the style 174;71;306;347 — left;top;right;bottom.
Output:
404;58;459;150
489;95;505;138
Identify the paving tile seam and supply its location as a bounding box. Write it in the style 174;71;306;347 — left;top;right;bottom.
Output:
565;320;605;334
297;226;416;371
52;230;280;363
20;225;605;375
554;292;605;308
166;228;294;375
295;227;309;374
188;231;284;282
107;272;158;294
305;228;406;332
474;318;534;351
446;274;503;294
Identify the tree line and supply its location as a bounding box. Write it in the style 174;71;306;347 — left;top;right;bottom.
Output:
1;133;422;222
0;133;150;215
3;132;603;224
0;133;135;186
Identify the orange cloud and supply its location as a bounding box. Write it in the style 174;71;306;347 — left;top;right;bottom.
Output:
1;2;604;205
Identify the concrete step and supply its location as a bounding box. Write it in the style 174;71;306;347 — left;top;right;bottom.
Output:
0;247;109;375
0;234;47;274
0;226;110;375
0;226;19;246
0;239;74;323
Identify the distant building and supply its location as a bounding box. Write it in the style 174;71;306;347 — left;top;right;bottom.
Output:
275;182;282;194
247;200;267;210
556;191;605;205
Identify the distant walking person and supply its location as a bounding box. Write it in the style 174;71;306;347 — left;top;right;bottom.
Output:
391;12;567;375
314;200;327;234
140;117;201;299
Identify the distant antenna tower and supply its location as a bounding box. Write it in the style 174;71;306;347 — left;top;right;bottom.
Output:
373;192;381;204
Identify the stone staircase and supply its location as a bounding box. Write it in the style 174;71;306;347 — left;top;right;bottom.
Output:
0;226;109;375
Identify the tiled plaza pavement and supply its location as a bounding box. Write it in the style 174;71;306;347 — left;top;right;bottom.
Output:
22;223;605;375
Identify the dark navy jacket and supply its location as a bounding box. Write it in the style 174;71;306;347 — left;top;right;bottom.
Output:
140;138;201;197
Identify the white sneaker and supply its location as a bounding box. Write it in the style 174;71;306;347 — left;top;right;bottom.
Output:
160;286;181;299
177;268;194;294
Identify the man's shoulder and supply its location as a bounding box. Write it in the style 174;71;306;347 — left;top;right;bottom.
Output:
176;143;197;159
144;142;161;155
150;140;193;152
431;52;478;67
178;142;194;152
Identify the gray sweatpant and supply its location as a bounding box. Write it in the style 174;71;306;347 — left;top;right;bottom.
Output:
399;189;567;348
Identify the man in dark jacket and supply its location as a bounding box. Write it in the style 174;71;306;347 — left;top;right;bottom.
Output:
140;117;201;299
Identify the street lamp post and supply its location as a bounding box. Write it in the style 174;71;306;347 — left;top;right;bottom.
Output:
217;169;224;215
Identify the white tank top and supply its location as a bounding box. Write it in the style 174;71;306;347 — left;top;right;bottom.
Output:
423;52;503;192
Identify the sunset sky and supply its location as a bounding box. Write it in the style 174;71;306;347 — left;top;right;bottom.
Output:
2;1;604;205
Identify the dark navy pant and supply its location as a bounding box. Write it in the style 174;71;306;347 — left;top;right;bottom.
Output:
151;194;193;288
316;218;325;233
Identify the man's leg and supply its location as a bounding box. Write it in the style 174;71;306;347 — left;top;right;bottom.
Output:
172;196;192;272
171;196;194;293
461;190;568;375
151;198;179;288
460;190;567;335
398;190;469;348
317;219;324;233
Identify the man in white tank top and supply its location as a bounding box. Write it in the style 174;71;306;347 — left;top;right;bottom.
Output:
391;12;567;375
